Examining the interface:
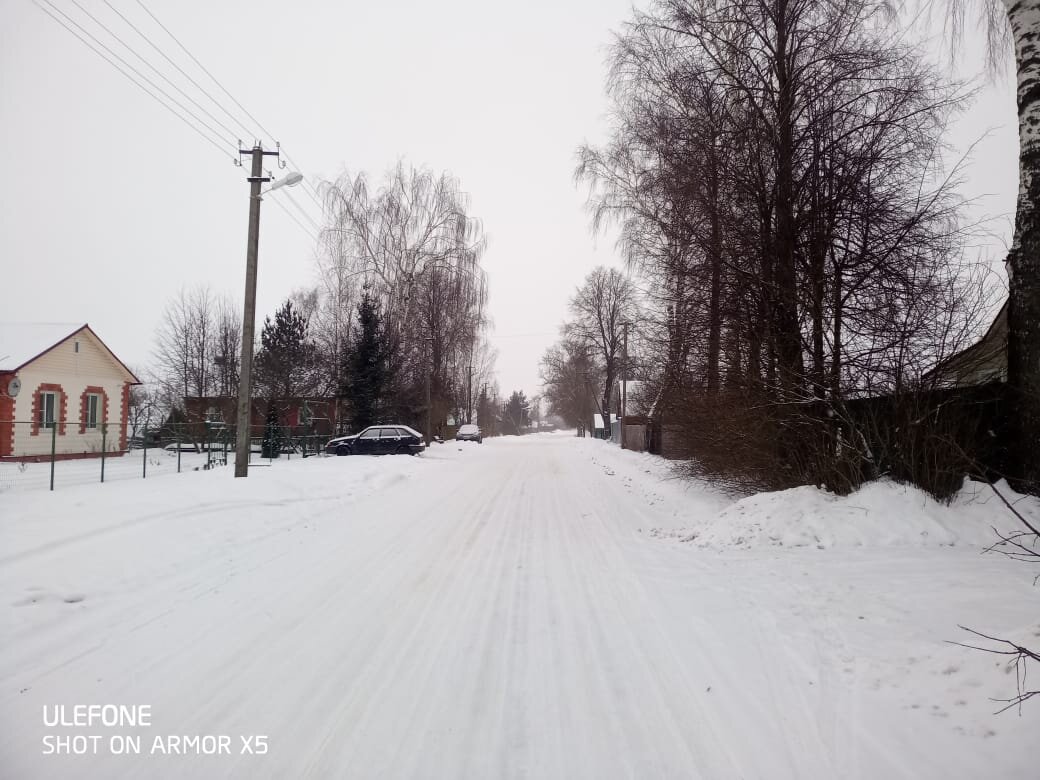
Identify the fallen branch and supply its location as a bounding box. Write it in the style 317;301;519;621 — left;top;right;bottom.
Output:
950;626;1040;715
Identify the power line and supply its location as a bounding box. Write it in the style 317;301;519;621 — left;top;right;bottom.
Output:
31;0;234;161
269;196;320;244
134;0;279;143
100;0;256;141
280;152;326;208
297;174;327;214
66;0;244;142
283;189;323;233
36;0;237;153
128;0;328;221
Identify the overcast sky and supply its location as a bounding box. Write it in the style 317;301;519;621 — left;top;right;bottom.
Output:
0;0;1019;399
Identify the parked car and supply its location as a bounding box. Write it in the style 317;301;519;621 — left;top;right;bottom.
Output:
455;424;482;443
326;425;426;456
163;441;199;453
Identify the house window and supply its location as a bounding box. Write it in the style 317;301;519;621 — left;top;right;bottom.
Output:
86;394;101;429
205;406;222;423
39;392;57;429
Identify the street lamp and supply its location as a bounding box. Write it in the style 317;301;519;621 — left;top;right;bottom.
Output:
233;145;304;478
265;171;304;193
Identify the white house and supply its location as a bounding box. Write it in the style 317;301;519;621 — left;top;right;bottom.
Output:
926;301;1008;387
0;324;140;461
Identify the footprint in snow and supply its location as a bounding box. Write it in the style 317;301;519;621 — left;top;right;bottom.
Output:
12;591;86;607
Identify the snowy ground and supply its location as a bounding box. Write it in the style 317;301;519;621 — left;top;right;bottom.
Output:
0;447;296;494
1;433;1036;778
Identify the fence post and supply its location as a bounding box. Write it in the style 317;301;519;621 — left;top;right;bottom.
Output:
143;430;148;478
100;423;107;483
49;421;56;491
177;424;182;473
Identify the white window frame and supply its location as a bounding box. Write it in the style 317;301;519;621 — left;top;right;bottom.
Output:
86;393;101;429
39;391;57;429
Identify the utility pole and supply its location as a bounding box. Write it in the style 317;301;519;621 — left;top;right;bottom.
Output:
234;144;280;478
424;336;434;445
621;321;628;449
467;363;473;424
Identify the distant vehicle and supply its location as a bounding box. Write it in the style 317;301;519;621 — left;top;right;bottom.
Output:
163;441;199;453
128;431;161;450
326;425;426;456
455;424;482;443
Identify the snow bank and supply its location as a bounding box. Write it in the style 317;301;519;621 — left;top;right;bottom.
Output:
686;479;1038;550
573;436;1039;550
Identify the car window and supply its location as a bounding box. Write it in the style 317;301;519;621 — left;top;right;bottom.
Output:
380;428;401;438
400;425;422;438
359;429;380;440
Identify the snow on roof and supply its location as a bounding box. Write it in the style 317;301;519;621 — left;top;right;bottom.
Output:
0;323;85;372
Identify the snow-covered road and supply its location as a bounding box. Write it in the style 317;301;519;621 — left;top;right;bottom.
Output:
1;434;1035;778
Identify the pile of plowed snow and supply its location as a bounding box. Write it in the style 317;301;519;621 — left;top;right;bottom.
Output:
684;479;1037;549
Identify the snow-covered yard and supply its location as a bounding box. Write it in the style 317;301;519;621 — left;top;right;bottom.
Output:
0;447;304;494
1;433;1036;778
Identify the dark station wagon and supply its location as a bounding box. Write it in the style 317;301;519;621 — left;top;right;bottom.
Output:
326;425;426;456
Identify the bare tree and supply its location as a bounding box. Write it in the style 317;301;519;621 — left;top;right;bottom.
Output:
153;285;217;408
540;336;600;428
933;0;1040;492
565;267;639;435
211;296;241;398
578;0;988;490
318;162;489;432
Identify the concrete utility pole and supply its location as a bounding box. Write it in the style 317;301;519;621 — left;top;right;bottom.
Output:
424;336;434;445
234;144;279;478
621;321;628;449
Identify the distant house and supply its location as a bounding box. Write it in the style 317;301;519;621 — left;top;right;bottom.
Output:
610;380;651;451
0;323;140;461
927;301;1007;387
182;396;340;440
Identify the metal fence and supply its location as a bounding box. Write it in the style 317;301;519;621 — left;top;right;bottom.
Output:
0;420;330;494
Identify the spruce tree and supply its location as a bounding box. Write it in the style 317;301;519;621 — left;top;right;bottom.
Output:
341;289;389;429
255;300;316;400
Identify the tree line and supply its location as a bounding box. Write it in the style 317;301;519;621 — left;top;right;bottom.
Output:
147;162;499;437
543;0;1029;497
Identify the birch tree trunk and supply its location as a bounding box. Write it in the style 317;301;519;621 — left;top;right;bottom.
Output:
1003;0;1040;490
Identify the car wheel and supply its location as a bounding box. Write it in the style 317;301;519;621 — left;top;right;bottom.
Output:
336;445;351;456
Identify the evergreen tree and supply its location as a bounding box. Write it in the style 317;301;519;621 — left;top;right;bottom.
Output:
341;288;391;429
261;404;283;459
255;300;317;400
503;390;529;436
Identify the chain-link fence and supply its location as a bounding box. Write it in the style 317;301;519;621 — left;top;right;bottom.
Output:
0;420;331;494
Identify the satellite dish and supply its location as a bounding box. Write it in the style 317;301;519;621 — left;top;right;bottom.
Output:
7;377;21;398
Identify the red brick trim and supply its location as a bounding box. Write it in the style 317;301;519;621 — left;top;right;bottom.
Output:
0;393;13;457
78;386;109;434
1;450;127;464
119;383;131;451
30;383;68;436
